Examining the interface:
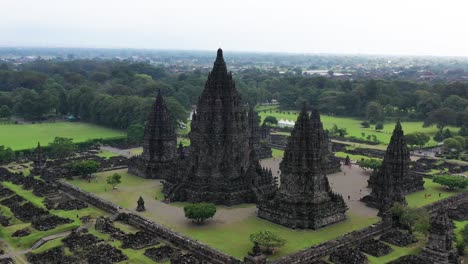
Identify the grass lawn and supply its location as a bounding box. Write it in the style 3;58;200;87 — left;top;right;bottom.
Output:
334;151;380;162
0;122;125;150
256;105;459;146
406;178;466;208
271;148;284;158
96;150;120;159
176;213;378;259
178;137;190;147
66;169;163;209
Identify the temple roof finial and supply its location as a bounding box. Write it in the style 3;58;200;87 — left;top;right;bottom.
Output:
217;48;223;59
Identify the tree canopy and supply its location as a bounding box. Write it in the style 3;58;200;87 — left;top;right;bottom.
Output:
183;203;217;224
433;174;467;190
249;231;286;254
71;160;100;178
106;173;122;189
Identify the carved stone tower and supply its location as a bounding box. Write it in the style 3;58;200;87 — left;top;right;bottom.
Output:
32;142;47;175
257;106;348;229
362;121;423;215
162;49;275;205
420;211;460;264
248;107;272;159
128;90;177;179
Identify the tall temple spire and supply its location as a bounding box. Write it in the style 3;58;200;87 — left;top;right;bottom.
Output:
362;121;423;215
258;109;347;229
128;91;177;179
161;49;275;205
209;48;228;82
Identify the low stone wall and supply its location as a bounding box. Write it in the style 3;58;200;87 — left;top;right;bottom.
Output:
57;181;119;214
268;222;392;264
56;181;240;264
423;191;468;214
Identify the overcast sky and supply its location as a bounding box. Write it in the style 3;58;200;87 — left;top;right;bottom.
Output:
1;0;467;56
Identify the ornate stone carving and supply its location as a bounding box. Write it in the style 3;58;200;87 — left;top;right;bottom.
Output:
420;211;460;264
31;142;47;175
362;121;423;215
128;90;177;179
257;106;348;229
160;49;276;205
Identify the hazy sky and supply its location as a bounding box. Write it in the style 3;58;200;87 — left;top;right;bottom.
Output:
1;0;467;56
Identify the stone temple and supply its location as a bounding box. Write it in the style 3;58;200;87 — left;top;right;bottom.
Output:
130;49;276;206
128;90;177;179
420;211;460;263
257;106;348;229
361;121;424;214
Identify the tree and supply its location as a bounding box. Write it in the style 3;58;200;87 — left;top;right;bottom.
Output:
263;116;278;126
127;123;145;145
433;130;444;142
48;137;76;158
443;128;452;139
330;124;348;137
358;159;382;171
106;173;122;189
452;136;466;150
361;121;370;128
459;126;468;137
71;160;99;178
0;105;11;118
433;175;467;190
375;122;384;132
400;207;430;236
406;132;430;149
443;138;462;153
249;231;286;254
184;203;216;224
424;107;457;130
0;145;15;163
366;101;384;123
461;224;468;244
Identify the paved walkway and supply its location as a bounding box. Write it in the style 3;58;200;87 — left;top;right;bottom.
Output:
100;146;135;158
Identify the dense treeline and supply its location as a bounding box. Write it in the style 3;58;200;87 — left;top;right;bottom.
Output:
0;59;467;131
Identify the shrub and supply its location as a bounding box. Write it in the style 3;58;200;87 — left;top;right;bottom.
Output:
184;203;216;224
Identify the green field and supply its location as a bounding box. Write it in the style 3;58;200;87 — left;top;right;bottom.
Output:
0;122;125;150
256;105;459;146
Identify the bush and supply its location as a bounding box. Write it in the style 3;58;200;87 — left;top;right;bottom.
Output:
106;173;122;189
433;174;467;190
361;121;370;128
249;231;286;254
358;158;382;171
184;203;216;224
71;160;100;178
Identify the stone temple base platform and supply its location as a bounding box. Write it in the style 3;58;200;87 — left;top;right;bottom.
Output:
163;181;276;206
257;192;348;229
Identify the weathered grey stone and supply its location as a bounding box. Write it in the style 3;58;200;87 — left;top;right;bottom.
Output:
362;121;423;215
257;106;348;229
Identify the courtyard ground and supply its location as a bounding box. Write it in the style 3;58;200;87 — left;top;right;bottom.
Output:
0;122;125;150
67;167;380;259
